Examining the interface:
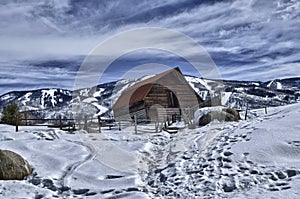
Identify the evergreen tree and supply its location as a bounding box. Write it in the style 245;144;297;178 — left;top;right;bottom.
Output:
1;103;21;125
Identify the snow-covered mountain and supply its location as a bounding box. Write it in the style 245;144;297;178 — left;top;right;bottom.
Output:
0;76;299;119
187;76;300;109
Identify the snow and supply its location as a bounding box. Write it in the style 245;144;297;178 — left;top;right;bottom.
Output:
1;103;300;198
79;89;89;97
92;88;104;98
110;81;132;105
186;76;211;91
277;81;283;89
0;125;148;198
92;103;109;115
41;89;57;108
21;92;32;105
267;80;283;90
138;75;155;82
194;106;224;122
221;92;232;105
235;87;245;92
0;94;12;101
82;97;98;103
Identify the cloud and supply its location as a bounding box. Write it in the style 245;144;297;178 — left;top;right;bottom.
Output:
0;60;79;95
0;0;299;94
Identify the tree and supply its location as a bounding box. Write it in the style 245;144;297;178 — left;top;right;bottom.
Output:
1;103;21;125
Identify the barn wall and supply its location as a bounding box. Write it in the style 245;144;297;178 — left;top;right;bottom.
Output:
144;84;169;108
114;100;148;121
156;71;202;109
144;84;181;121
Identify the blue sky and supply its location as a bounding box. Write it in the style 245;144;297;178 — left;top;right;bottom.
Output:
0;0;299;94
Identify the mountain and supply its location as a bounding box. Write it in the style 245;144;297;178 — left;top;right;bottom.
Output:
0;77;299;119
0;81;120;120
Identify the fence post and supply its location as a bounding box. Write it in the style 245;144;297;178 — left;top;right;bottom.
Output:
167;117;170;126
59;115;62;130
24;108;28;126
134;114;137;134
265;107;267;114
84;115;88;131
187;107;191;128
98;116;101;133
155;116;158;133
245;102;249;120
15;115;19;132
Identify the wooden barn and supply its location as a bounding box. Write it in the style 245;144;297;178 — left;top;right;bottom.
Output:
112;67;203;122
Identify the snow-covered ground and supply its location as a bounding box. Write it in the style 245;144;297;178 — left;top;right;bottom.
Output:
1;103;300;198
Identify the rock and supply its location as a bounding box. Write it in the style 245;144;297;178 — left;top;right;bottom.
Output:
222;108;241;121
42;179;57;191
29;177;42;185
198;107;240;126
0;149;32;180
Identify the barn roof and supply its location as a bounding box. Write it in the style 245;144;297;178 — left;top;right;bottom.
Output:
112;67;199;110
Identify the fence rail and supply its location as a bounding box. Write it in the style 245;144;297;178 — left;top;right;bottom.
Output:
14;115;115;133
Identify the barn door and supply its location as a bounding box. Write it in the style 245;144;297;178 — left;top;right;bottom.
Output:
167;90;179;108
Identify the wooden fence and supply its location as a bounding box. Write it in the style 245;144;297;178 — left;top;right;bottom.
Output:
14;115;115;133
13;104;269;133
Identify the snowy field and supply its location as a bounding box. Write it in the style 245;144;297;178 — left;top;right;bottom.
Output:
0;103;300;198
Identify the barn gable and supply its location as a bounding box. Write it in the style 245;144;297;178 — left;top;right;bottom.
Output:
112;67;203;122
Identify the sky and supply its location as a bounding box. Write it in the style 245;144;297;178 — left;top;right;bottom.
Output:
0;0;299;94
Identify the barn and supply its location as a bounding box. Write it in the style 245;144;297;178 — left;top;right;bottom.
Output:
112;67;203;122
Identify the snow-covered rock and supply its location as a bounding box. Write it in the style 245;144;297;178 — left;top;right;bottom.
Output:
194;106;240;126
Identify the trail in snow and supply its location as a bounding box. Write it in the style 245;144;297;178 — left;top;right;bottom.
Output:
58;139;96;188
141;104;300;198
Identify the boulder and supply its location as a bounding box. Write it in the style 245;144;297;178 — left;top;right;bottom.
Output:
198;107;240;126
0;150;32;180
222;107;241;121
